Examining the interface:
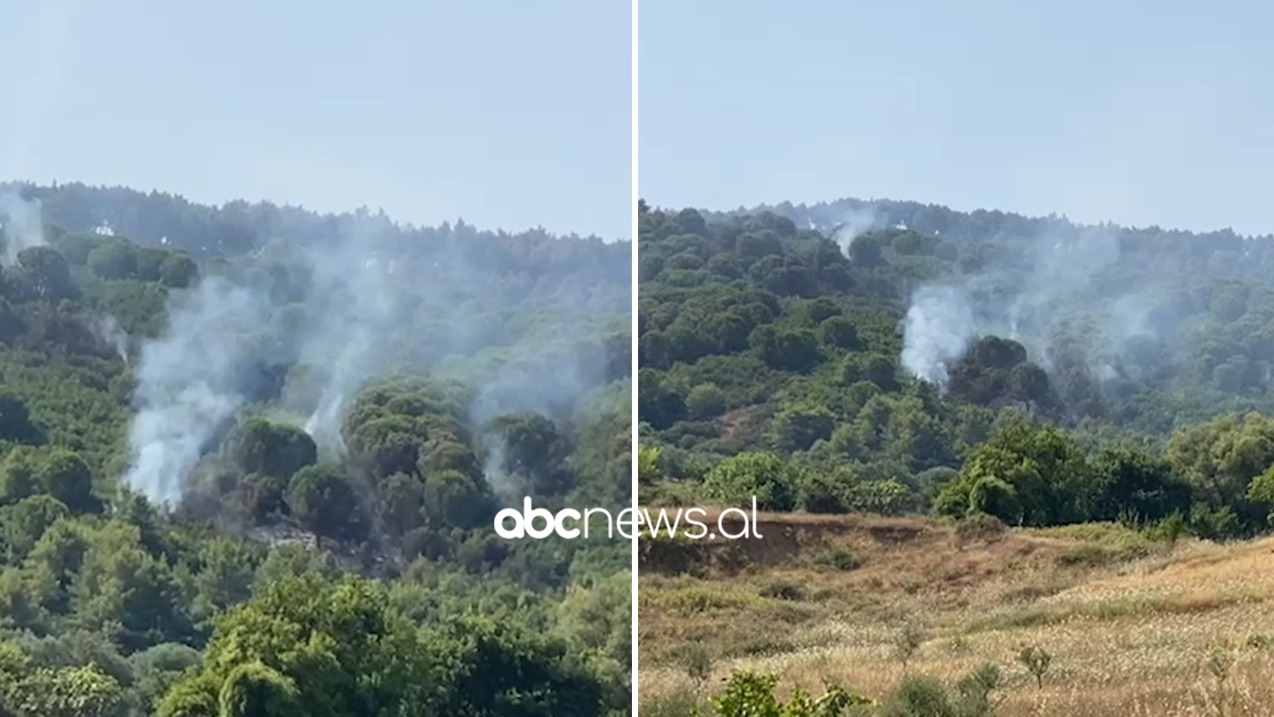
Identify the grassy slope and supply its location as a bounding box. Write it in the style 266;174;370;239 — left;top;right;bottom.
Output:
639;513;1274;716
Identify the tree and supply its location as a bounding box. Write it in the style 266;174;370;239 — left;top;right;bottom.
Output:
770;404;835;452
217;662;301;717
841;354;898;391
1094;447;1192;523
847;234;884;267
0;392;40;445
284;464;368;542
433;615;606;717
423;469;493;530
685;383;727;420
37;449;98;514
1168;412;1274;526
637;444;663;487
1017;644;1052;689
72;523;194;651
0;445;41;503
484;413;570;496
87;242;138;280
233;472;288;522
943;425;1098;526
3;664;126;717
226;418;317;481
379;472;426;537
1247;466;1274;527
750;326;820;373
16;246;74;301
702;452;799;511
159;253;199;288
892;622;926;672
160;575;444;717
817;315;861;350
0;494;69;562
344;414;421;481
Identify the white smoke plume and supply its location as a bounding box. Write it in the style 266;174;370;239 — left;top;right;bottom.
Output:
830;206;885;258
125;278;270;505
91;314;130;363
121;213;623;507
0;192;47;262
900;223;1172;390
900;285;978;387
479;434;528;504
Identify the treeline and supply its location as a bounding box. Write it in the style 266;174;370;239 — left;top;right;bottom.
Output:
713;195;1271;282
643;409;1274;539
6;181;630;313
0;186;632;715
637;199;1274;540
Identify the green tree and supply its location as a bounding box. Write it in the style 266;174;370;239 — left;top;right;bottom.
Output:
217;662;301;717
37;449;98;514
17;246;75;301
160;575;445;717
227;418;317;481
285;463;368;542
702;452;799;511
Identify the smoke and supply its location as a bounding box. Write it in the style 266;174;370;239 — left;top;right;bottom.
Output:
479;434;528;504
830;206;885;257
91;314;130;363
900;224;1171;391
900;286;978;387
125;278;271;506
0;192;47;262
121;215;623;507
289;224;402;452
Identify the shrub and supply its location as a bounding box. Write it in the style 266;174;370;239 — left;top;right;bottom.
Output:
815;549;860;572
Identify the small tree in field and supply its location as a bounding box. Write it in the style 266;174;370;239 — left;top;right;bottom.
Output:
678;644;714;690
893;623;927;673
1016;644;1051;689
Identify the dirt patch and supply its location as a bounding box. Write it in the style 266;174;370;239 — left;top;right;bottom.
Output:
642;512;990;579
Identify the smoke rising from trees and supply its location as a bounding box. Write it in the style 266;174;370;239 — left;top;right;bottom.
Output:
122;212;627;508
0;192;48;262
899;224;1178;398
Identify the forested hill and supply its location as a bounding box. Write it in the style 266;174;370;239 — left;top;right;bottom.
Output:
638;198;1274;542
0;183;632;717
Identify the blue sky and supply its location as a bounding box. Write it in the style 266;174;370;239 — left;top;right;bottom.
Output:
1;0;631;239
640;0;1274;236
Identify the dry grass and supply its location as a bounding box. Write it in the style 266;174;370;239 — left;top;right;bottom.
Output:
639;514;1274;716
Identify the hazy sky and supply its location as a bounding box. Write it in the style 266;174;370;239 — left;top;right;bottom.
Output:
1;0;630;239
641;0;1274;236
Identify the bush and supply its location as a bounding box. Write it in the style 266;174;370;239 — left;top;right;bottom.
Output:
815;549;860;572
758;579;805;601
705;671;875;717
953;512;1007;547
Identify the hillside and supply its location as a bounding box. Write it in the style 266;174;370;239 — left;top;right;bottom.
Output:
0;183;632;717
638;197;1274;537
639;513;1274;716
637;197;1274;715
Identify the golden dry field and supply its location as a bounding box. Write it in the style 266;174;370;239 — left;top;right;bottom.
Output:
638;512;1274;716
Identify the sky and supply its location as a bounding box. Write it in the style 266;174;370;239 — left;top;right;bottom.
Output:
0;0;631;240
640;0;1274;237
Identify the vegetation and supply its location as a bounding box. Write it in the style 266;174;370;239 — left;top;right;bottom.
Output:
0;182;632;716
638;511;1274;716
639;197;1274;536
638;197;1274;715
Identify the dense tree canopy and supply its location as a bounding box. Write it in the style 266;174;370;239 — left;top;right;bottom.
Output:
0;183;632;715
